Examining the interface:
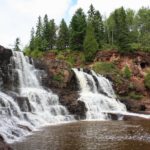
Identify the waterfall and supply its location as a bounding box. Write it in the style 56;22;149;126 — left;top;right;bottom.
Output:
73;68;127;120
0;51;74;143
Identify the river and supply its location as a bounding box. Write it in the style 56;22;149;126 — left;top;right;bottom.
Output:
12;120;150;150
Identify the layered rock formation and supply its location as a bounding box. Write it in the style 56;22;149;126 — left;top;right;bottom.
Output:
34;58;87;119
0;45;13;90
94;50;150;112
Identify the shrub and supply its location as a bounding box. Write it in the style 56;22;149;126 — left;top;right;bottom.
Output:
30;50;44;58
129;92;143;100
52;74;63;82
92;62;117;75
144;72;150;90
123;66;132;79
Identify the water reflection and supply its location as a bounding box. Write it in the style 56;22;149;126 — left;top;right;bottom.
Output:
12;120;150;150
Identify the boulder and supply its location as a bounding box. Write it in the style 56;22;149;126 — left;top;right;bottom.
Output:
0;135;13;150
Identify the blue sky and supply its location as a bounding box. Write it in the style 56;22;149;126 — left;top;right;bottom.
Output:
0;0;149;48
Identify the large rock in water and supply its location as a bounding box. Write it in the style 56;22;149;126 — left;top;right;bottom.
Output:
34;58;87;119
0;135;13;150
0;45;13;90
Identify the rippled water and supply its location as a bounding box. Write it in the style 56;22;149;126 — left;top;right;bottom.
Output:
12;120;150;150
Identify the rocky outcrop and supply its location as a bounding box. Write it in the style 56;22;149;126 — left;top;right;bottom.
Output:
0;135;13;150
0;45;13;90
94;50;150;112
34;58;87;119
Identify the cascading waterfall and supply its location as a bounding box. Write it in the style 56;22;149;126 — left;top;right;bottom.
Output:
0;51;74;143
73;68;127;120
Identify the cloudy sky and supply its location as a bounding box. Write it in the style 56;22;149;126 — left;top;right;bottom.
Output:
0;0;149;48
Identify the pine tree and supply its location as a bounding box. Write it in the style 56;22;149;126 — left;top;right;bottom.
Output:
83;22;98;61
35;16;43;51
29;27;35;51
88;4;95;22
14;38;21;51
49;19;56;49
93;11;104;48
69;8;87;50
57;19;69;50
42;14;50;50
88;5;104;48
113;7;130;52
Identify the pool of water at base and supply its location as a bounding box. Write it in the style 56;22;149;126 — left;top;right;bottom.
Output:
12;120;150;150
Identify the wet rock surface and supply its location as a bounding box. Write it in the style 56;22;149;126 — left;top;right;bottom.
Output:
34;58;87;119
0;45;13;90
0;135;13;150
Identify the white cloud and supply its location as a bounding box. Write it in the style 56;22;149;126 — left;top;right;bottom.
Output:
0;0;149;49
69;0;150;18
0;0;71;48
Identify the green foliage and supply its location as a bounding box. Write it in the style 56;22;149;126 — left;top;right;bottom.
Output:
92;62;117;75
88;5;104;48
52;74;63;82
30;50;44;58
102;43;118;50
26;6;150;56
49;19;57;49
56;52;65;60
113;7;131;52
123;66;132;79
130;43;141;51
83;23;98;61
14;37;21;51
129;92;143;100
144;72;150;90
57;19;69;50
69;8;87;50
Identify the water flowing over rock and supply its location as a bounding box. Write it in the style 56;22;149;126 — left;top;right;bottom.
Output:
0;50;74;143
72;68;127;120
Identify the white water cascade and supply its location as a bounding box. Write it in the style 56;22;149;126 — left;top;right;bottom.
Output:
73;68;127;120
0;51;74;143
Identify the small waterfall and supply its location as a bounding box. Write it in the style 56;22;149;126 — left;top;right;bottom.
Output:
73;68;127;120
0;51;74;142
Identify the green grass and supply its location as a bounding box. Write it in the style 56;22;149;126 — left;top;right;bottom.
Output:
92;62;118;75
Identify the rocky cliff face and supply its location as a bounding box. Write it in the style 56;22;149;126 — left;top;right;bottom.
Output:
0;45;13;90
0;46;13;149
94;50;150;113
34;58;87;119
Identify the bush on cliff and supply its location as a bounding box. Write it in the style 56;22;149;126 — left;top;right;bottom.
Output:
144;72;150;90
92;62;117;75
122;66;132;79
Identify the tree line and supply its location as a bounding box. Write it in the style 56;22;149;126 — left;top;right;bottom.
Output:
24;4;150;60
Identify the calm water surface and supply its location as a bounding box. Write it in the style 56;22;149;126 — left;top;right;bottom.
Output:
12;120;150;150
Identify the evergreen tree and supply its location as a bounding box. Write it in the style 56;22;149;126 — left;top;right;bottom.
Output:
29;27;35;51
69;8;87;50
42;14;50;50
57;19;69;50
104;13;115;45
14;37;21;51
35;16;43;51
88;4;95;22
88;5;104;48
49;19;56;49
126;9;138;43
136;7;150;50
113;7;130;52
83;22;98;61
93;11;104;48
